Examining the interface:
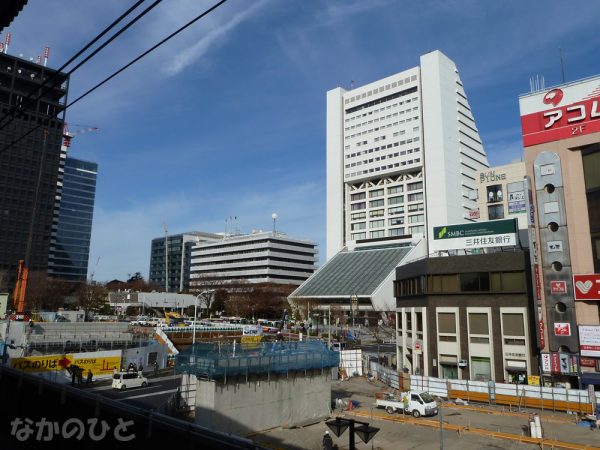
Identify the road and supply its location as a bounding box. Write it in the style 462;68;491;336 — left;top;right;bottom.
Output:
89;374;181;410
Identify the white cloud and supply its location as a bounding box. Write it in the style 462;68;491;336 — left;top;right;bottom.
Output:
164;0;270;76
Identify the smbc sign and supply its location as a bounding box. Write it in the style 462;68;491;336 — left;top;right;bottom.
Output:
431;219;518;252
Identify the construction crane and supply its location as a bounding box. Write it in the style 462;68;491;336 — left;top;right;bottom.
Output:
62;123;99;148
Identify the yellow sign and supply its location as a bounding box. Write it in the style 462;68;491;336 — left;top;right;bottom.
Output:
10;352;121;375
241;336;263;344
528;375;541;386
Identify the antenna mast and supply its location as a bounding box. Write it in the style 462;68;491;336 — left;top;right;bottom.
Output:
559;48;566;83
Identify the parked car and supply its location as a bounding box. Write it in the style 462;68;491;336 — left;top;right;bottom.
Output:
111;372;148;390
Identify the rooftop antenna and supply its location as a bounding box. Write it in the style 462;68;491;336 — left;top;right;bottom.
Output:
350;80;355;90
43;46;50;67
272;213;278;234
4;32;11;54
559;48;566;83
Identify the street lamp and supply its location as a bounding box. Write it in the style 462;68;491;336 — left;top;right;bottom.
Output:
193;290;214;345
326;417;379;450
351;294;358;335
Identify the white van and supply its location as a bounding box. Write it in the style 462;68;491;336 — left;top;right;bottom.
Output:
111;372;149;390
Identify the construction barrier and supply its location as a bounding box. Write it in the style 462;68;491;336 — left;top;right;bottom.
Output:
410;375;597;414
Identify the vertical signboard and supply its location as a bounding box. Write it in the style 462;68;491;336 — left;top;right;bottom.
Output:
525;176;544;349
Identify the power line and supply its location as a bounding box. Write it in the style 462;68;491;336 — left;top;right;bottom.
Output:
0;0;148;131
68;0;229;109
0;0;229;156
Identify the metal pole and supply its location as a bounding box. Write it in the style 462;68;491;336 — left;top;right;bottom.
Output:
193;295;198;346
439;401;444;450
328;305;331;349
349;419;355;450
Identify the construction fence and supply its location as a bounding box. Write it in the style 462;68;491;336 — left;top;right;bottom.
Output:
410;375;599;414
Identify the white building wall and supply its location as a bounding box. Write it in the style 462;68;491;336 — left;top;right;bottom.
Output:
420;51;489;249
327;50;489;262
326;88;346;260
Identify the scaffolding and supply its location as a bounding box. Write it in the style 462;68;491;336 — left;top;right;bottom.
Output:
175;340;339;380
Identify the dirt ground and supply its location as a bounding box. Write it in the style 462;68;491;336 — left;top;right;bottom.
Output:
251;376;600;450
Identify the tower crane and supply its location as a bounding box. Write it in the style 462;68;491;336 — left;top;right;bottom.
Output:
62;123;99;147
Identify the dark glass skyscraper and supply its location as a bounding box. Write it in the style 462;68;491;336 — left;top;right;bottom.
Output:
0;51;68;288
47;157;98;281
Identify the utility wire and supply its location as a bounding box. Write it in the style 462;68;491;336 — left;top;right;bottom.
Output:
0;0;147;130
0;0;229;156
69;0;228;109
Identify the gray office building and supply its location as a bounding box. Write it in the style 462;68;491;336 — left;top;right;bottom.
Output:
149;232;221;292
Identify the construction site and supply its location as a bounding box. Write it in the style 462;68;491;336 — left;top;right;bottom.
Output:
175;340;340;434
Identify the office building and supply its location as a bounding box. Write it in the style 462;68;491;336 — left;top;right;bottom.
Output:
189;231;317;287
519;74;600;386
326;50;489;260
47;157;98;282
394;251;537;381
292;51;491;320
0;51;68;287
149;232;221;292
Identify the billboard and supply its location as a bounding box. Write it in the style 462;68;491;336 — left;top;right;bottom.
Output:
431;218;518;252
519;76;600;147
10;350;121;375
573;274;600;301
579;325;600;357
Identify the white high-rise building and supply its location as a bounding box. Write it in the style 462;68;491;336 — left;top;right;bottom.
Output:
326;50;490;260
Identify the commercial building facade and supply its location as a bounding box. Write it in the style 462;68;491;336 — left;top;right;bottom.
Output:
326;50;489;261
0;51;68;287
394;251;537;382
47;157;97;281
189;231;317;287
519;75;600;385
149;232;221;293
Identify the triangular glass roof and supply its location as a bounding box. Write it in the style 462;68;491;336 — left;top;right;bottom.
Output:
290;246;412;298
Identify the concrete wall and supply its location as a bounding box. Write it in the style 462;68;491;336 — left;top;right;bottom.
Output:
122;341;168;371
195;369;333;434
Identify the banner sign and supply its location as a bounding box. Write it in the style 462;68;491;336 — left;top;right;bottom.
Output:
432;219;518;252
573;274;600;301
10;351;121;374
579;325;600;357
519;76;600;147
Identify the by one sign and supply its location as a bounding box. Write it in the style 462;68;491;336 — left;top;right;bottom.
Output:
554;322;571;336
519;76;600;147
550;280;567;295
431;218;518;252
579;325;600;357
573;274;600;301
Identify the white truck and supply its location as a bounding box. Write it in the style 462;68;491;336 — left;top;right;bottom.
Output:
375;391;438;418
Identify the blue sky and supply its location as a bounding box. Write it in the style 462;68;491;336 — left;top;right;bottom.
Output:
5;0;600;282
